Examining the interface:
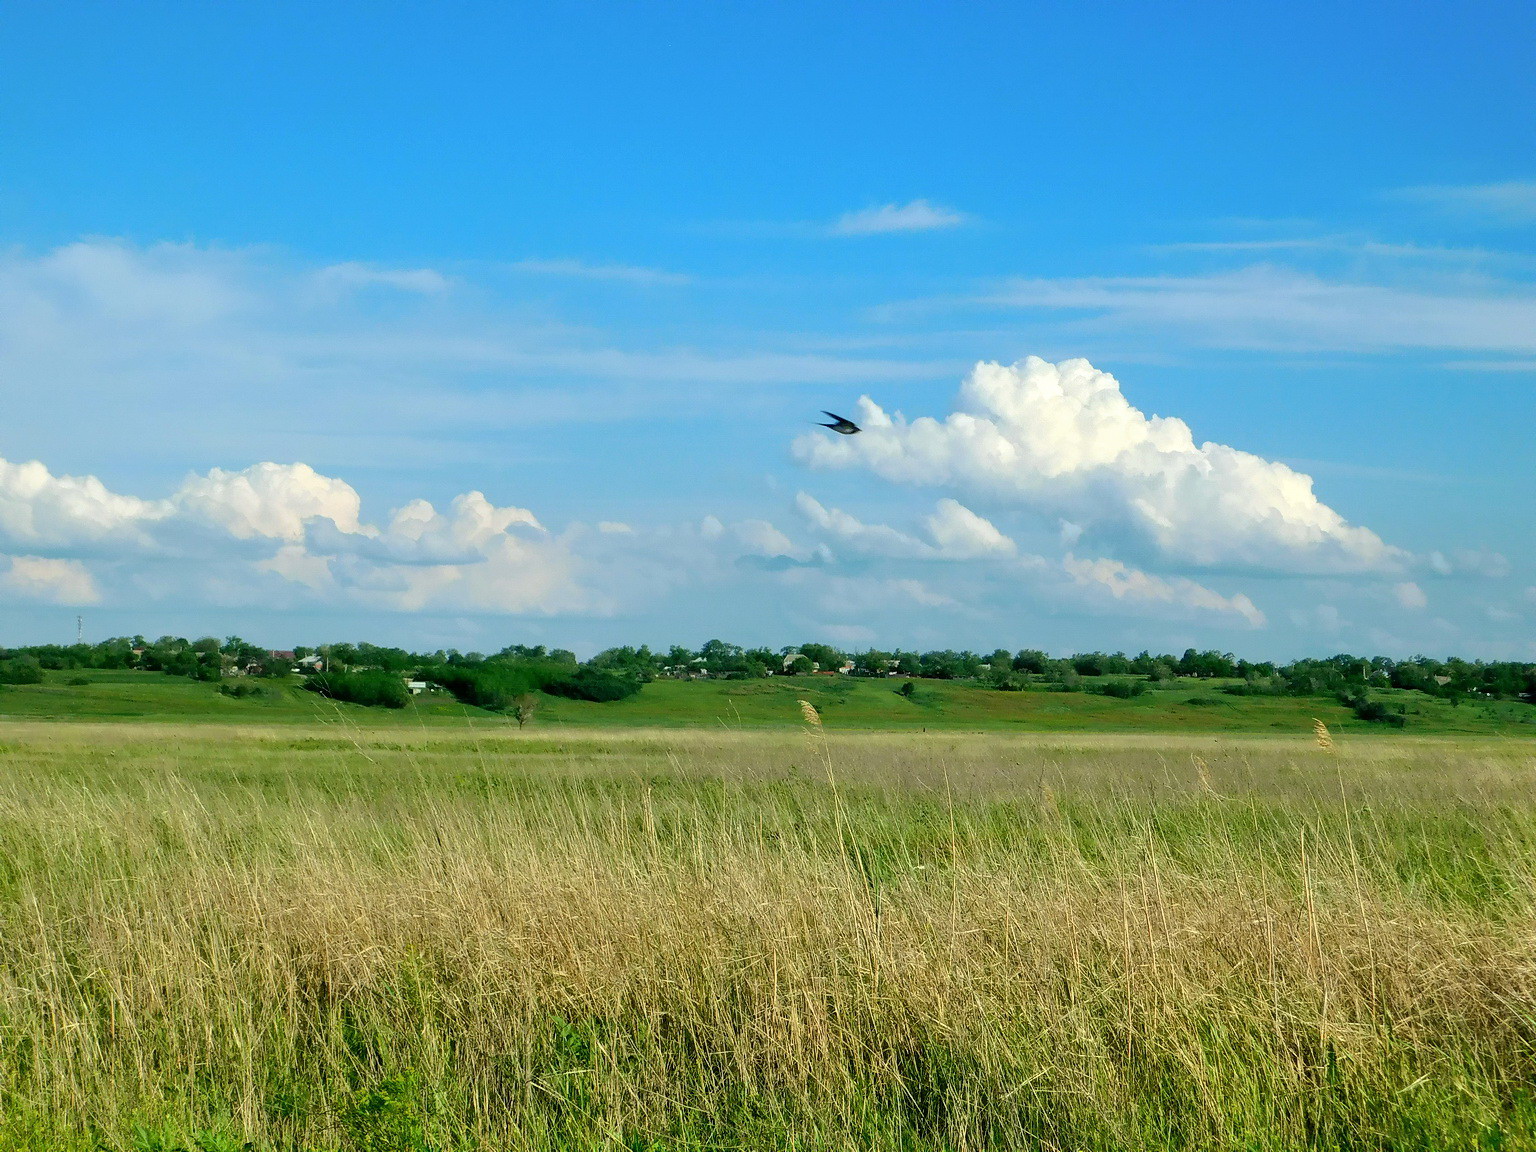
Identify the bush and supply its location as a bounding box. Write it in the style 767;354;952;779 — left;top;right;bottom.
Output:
1350;697;1407;727
1093;678;1148;699
1048;669;1083;692
303;670;409;709
542;667;640;703
66;675;92;687
0;655;44;685
422;661;641;712
219;682;265;699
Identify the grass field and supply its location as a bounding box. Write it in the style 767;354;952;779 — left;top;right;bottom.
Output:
3;720;1536;1150
3;667;1534;735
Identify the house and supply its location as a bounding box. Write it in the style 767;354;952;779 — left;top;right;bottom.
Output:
405;680;429;695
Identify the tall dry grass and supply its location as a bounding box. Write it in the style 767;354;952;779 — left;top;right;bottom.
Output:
1;723;1535;1149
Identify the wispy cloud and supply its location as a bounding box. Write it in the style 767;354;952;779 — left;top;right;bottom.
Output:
315;262;451;293
1151;236;1504;262
833;199;968;235
976;267;1536;353
1389;180;1536;223
509;258;692;285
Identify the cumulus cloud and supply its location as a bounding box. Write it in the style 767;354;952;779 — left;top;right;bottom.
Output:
1394;582;1429;610
0;456;165;553
795;356;1400;574
1062;554;1266;627
833;199;967;235
0;455;586;616
794;493;1014;561
0;556;100;605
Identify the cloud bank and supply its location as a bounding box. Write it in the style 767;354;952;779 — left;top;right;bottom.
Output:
794;356;1401;574
0;457;585;615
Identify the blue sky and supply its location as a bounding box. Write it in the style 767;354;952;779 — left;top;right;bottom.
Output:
1;0;1532;658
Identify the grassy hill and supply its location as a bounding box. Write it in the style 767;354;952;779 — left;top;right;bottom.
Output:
2;667;1532;735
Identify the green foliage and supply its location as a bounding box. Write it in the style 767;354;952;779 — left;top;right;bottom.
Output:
426;660;640;711
1092;677;1148;698
303;670;409;709
0;656;43;685
542;666;641;702
1342;689;1409;727
340;1073;433;1152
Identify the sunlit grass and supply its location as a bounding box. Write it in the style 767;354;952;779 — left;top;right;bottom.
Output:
2;722;1534;1149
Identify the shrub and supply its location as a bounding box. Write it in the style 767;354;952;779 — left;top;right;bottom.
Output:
303;670;409;709
542;667;640;703
1093;678;1147;699
1351;697;1408;727
422;661;641;711
219;682;265;699
1048;669;1083;692
0;655;44;685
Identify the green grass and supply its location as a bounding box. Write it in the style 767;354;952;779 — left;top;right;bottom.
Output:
3;668;1531;735
3;723;1536;1149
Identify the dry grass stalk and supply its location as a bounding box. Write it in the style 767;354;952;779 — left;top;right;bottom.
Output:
0;724;1532;1150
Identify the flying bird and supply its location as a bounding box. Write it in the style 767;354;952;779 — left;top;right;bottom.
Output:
817;411;861;435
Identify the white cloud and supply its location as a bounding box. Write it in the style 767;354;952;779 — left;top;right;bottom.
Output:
1151;237;1500;262
0;556;100;605
794;493;932;559
0;455;164;552
925;499;1015;560
315;262;451;293
1393;582;1428;610
794;356;1401;574
0;239;944;473
1426;549;1511;579
794;493;1014;561
833;199;967;235
1391;181;1536;223
510;258;691;285
176;462;367;541
978;268;1536;353
1062;554;1265;627
0;455;587;616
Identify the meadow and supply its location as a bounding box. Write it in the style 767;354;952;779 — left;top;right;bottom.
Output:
2;718;1536;1150
2;666;1533;735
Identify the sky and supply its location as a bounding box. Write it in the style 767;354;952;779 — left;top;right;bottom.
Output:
0;0;1533;659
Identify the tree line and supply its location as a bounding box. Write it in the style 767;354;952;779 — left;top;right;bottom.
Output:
2;636;1533;720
